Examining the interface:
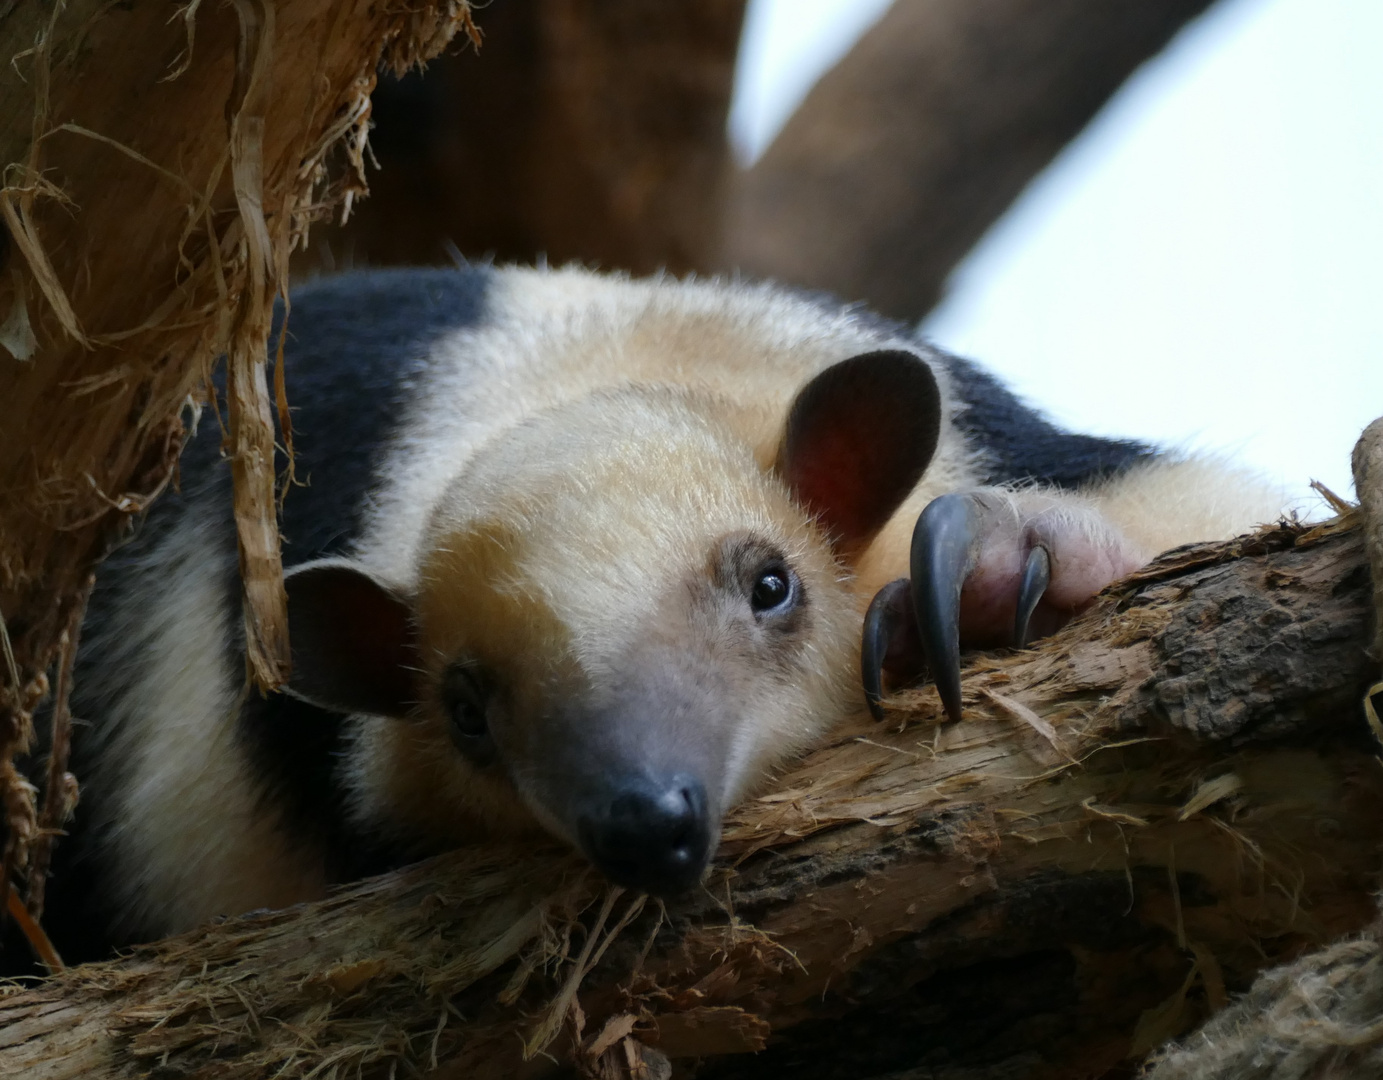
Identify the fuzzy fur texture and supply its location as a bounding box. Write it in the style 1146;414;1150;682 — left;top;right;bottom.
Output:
36;265;1285;956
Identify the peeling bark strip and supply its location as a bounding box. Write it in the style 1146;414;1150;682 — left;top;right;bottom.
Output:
226;0;292;688
1143;932;1383;1080
23;572;91;928
1;520;1378;1080
0;0;475;908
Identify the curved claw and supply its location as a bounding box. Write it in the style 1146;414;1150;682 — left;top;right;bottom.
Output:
861;578;913;721
910;494;983;723
1013;545;1051;647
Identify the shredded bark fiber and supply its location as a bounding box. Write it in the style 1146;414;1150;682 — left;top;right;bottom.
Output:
0;0;475;923
1;516;1378;1079
1141;933;1383;1079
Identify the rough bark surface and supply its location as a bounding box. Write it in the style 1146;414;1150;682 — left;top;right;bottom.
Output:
722;0;1219;321
1;517;1377;1080
0;0;472;894
1141;419;1383;1080
303;0;747;276
1353;417;1383;663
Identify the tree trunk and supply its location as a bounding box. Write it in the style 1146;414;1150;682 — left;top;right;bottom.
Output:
2;515;1377;1080
0;0;473;890
301;0;748;275
722;0;1220;321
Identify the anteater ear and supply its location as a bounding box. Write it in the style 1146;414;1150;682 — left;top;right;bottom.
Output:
776;349;942;556
283;558;420;717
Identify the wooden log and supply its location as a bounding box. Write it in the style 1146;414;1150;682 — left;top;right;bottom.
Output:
0;0;473;888
1141;418;1383;1080
2;516;1376;1079
722;0;1219;321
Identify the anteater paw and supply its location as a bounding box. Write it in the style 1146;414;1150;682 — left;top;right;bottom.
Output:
861;489;1143;722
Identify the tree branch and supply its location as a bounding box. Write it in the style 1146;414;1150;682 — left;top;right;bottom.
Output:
722;0;1220;321
2;517;1377;1079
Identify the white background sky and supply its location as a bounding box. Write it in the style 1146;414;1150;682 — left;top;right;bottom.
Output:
730;0;1383;511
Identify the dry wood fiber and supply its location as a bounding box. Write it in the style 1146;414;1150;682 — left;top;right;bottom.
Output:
0;0;475;917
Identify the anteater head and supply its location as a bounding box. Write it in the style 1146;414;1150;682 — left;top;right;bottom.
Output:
284;350;940;897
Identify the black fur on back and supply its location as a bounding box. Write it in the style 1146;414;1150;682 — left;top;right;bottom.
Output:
271;267;493;564
941;354;1155;488
239;266;493;876
804;291;1155;489
10;269;493;971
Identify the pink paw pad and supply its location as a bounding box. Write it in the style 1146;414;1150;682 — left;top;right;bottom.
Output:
862;489;1143;722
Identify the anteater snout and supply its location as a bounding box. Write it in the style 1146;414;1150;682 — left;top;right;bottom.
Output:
577;774;712;897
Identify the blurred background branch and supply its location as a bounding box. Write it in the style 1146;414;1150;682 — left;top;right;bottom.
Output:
309;0;1383;505
721;0;1218;322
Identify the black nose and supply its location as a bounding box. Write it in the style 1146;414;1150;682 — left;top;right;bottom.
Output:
577;775;713;897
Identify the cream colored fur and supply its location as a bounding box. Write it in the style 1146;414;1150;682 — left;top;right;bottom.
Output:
343;268;974;853
343;267;1285;857
83;519;327;938
1085;456;1287;560
104;266;1286;936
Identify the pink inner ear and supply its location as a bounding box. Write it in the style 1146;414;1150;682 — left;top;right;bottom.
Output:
782;394;886;542
286;562;419;716
328;579;416;695
780;350;941;553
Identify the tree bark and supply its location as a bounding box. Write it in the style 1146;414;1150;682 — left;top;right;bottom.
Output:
301;0;747;276
722;0;1220;321
2;516;1376;1080
1138;419;1383;1080
0;0;473;890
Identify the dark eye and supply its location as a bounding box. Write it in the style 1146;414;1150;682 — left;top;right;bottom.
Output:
441;662;496;765
750;565;794;615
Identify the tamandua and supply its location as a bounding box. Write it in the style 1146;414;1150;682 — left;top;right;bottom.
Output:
19;265;1282;965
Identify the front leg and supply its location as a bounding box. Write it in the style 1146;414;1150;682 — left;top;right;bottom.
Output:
862;488;1144;721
